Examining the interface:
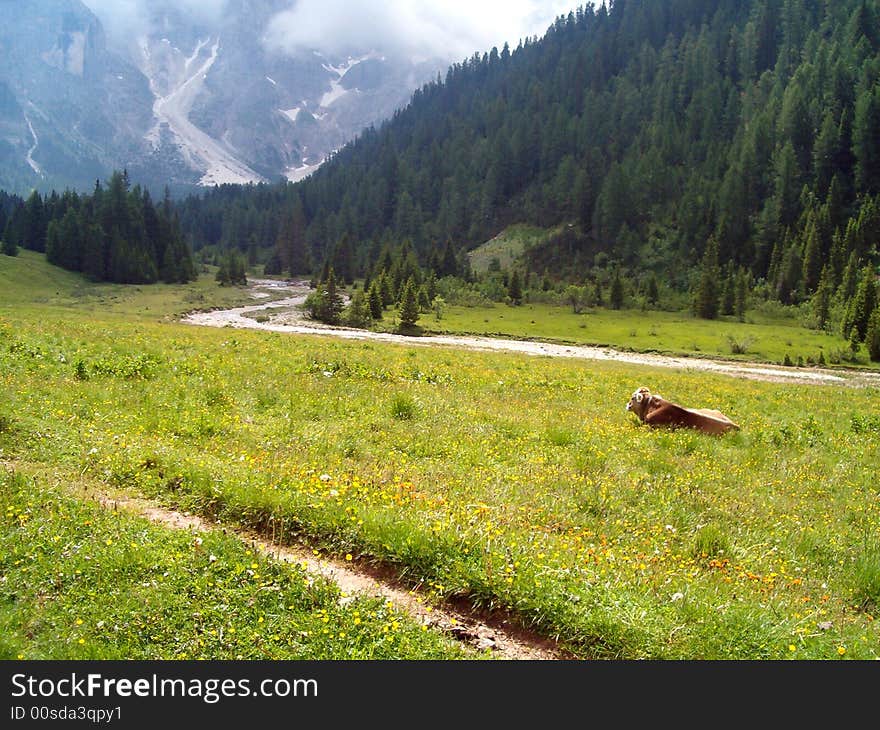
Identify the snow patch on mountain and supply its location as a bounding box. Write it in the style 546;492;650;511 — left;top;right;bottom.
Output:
285;160;322;182
319;55;370;108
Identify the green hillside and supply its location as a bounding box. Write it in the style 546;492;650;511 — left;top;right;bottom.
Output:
468;224;561;275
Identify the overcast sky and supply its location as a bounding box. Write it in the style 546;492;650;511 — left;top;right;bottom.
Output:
82;0;577;60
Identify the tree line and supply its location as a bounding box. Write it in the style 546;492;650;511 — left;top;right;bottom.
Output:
0;171;195;284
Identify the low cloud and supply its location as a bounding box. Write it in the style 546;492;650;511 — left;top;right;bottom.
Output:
263;0;576;60
82;0;229;39
82;0;576;61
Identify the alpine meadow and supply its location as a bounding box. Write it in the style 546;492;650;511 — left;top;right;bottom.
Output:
1;0;879;667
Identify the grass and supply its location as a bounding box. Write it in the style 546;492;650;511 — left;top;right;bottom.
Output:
420;301;874;370
0;250;259;322
2;253;879;659
467;224;561;275
0;468;469;660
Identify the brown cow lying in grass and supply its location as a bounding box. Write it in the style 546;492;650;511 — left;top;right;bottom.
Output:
626;386;740;435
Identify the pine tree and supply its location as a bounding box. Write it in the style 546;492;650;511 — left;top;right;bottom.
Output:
367;280;384;319
332;233;355;284
734;268;749;322
22;191;46;252
436;239;457;278
82;223;105;281
378;270;394;307
323;267;344;324
398;277;420;329
508;269;523;305
216;250;246;286
721;267;736;315
646;273;659;306
344;289;372;328
229;250;247;285
693;237;720;319
853;85;880;195
215;257;230;285
842;266;878;341
609;268;624;310
425;270;437;302
801;213;823;294
777;244;803;305
0;234;16;256
866;308;880;361
811;265;834;330
305;267;344;325
277;197;310;275
838;251;860;302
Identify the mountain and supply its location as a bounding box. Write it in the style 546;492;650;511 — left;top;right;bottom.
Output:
252;0;878;297
0;0;153;194
0;0;447;195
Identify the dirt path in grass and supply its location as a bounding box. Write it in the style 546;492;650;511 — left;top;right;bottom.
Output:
96;491;571;661
182;279;880;388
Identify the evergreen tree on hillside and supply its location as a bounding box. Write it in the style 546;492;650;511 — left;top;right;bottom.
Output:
693;237;721;320
344;289;372;328
305;267;344;325
811;265;835;330
853;84;880;195
842;266;878;340
508;269;523;305
22;191;46;252
398;277;420;329
645;273;659;306
734;268;749;322
367;280;384;320
609;267;624;310
216;250;247;286
867;307;880;361
721;266;736;316
378;270;394;307
801;213;824;295
276;196;310;276
1;232;17;256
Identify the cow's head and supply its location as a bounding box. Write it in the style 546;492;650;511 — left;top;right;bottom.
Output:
626;386;654;421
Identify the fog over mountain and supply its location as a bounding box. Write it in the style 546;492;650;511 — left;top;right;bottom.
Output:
0;0;571;195
261;0;575;58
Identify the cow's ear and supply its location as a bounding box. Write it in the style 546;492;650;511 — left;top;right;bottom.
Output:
635;392;644;403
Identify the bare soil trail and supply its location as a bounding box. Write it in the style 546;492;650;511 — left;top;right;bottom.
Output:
182;279;880;388
95;491;571;660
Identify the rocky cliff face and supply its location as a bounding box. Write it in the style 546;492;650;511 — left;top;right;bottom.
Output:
0;0;154;193
0;0;447;195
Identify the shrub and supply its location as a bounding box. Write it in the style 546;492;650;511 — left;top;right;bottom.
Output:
73;359;89;381
726;335;755;355
390;393;418;420
692;523;729;560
